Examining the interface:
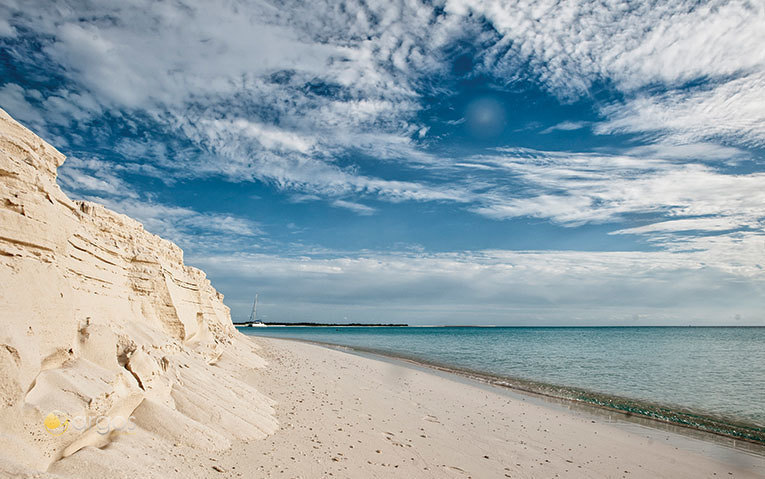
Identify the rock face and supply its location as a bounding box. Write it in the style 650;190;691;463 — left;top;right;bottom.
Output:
0;108;277;475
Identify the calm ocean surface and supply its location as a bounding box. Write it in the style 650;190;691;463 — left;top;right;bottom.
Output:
241;326;765;442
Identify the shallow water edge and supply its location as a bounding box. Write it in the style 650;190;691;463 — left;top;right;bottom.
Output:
250;334;765;454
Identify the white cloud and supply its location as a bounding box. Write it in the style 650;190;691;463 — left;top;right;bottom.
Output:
0;17;15;37
38;6;339;110
86;196;264;253
331;199;376;215
623;142;749;164
611;217;753;235
190;248;765;325
58;156;139;199
173;110;471;202
597;73;765;146
2;0;465;203
540;121;589;134
0;83;46;131
447;0;765;94
205;118;316;154
447;0;765;145
56;156;264;251
470;148;765;231
454;162;495;170
463;148;765;264
5;0;764;206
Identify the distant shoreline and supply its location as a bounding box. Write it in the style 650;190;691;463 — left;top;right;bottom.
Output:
234;322;409;327
234;323;765;328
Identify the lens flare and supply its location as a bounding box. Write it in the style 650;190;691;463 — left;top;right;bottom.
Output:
465;97;507;139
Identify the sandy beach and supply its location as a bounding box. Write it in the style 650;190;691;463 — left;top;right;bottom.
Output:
25;334;765;478
220;337;764;479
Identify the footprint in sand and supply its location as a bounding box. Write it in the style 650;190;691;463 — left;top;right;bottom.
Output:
441;464;470;476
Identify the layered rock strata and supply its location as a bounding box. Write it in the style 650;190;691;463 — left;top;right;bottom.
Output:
0;108;277;475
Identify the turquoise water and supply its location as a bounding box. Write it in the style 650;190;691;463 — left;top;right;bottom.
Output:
240;326;765;442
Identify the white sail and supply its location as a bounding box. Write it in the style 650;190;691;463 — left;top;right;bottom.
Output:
248;294;266;326
249;294;258;322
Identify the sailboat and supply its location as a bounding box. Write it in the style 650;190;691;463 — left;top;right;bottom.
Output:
246;294;267;327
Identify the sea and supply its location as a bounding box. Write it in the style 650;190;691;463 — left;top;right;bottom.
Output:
239;326;765;444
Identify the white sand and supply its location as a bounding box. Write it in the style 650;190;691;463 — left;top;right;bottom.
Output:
29;335;765;478
221;337;764;479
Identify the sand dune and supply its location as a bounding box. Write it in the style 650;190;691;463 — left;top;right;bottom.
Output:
0;108;276;476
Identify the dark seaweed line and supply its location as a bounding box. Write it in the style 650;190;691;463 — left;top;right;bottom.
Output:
423;364;765;446
574;395;765;444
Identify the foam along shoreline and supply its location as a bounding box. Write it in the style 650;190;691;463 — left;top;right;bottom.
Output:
225;336;765;478
256;335;765;446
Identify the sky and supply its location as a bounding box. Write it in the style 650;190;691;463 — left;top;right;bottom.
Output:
1;0;764;325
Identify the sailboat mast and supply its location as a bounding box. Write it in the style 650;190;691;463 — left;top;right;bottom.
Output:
249;293;258;323
254;294;258;322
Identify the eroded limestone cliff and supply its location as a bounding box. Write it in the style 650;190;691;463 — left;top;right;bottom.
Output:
0;108;277;476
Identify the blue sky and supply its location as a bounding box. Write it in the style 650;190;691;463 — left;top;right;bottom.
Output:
1;0;764;325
